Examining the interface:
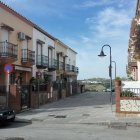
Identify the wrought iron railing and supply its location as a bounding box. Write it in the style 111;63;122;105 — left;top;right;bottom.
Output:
71;65;75;72
0;41;18;58
0;85;7;95
65;64;78;73
75;67;79;73
66;64;70;72
36;55;48;68
21;49;35;64
59;61;64;70
48;58;57;69
31;84;48;92
121;88;140;97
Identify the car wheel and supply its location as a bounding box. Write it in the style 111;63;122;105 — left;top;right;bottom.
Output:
9;117;15;122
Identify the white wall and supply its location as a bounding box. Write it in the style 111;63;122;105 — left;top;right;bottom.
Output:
138;61;140;81
32;28;55;78
67;48;77;66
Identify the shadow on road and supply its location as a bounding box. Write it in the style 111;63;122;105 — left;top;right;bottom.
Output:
0;119;32;129
16;92;116;117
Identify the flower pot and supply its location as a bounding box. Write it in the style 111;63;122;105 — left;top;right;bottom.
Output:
115;80;121;86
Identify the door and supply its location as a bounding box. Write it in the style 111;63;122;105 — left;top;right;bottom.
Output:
0;29;9;55
20;85;30;109
37;43;42;64
0;29;9;42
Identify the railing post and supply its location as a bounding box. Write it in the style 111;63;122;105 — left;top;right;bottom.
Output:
115;80;121;113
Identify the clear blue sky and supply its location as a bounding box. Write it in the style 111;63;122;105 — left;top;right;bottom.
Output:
1;0;137;80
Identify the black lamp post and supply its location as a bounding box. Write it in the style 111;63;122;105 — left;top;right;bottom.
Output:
98;44;113;105
112;61;116;79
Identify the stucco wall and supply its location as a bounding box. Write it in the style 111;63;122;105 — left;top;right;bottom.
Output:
138;61;140;81
32;28;55;77
0;7;33;66
67;48;77;66
55;41;68;62
120;99;140;112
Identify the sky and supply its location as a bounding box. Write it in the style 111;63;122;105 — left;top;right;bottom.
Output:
1;0;137;80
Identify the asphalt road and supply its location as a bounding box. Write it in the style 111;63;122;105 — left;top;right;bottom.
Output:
0;92;140;140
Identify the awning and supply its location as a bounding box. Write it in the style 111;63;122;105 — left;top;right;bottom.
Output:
37;39;45;44
14;66;32;72
48;45;54;49
1;23;14;31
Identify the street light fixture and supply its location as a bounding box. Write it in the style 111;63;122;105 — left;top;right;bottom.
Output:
112;61;116;79
98;44;113;106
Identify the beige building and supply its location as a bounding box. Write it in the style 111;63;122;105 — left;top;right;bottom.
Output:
0;1;79;111
55;39;78;82
0;2;35;86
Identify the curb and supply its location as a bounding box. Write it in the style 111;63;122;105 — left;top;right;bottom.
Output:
79;121;140;128
15;118;32;124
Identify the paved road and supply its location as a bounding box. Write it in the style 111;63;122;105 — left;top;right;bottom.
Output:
0;92;140;140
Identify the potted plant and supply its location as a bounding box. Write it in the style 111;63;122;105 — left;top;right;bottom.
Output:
30;77;36;85
115;76;121;86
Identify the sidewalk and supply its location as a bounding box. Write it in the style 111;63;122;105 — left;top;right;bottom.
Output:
16;92;140;127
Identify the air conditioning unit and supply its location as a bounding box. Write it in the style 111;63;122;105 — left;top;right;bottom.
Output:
18;32;26;40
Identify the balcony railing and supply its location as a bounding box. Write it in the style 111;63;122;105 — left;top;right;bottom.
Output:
0;41;18;59
71;65;75;72
66;64;70;72
21;49;35;65
75;67;79;73
36;55;48;69
59;61;64;70
48;59;57;71
65;64;79;74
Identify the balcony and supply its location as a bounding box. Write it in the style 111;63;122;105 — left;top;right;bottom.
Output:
128;61;137;67
64;64;78;75
75;67;79;73
66;64;70;72
59;61;64;70
0;41;18;63
21;49;35;66
36;55;48;69
48;59;57;71
71;65;75;72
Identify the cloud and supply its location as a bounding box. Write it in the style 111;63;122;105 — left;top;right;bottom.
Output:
86;7;131;39
64;4;136;79
1;0;136;79
74;0;136;10
0;0;66;18
74;0;114;8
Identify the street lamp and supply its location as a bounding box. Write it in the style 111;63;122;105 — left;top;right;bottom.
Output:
112;61;116;79
98;44;113;106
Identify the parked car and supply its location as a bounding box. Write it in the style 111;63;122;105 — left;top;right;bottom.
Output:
0;106;15;124
106;88;115;92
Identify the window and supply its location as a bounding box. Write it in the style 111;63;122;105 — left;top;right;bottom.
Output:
10;72;15;84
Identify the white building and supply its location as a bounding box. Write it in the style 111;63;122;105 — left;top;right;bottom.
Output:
32;27;56;81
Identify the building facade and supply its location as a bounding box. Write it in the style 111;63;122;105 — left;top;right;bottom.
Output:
0;2;34;86
127;0;140;81
32;27;56;82
0;1;79;111
55;40;78;83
